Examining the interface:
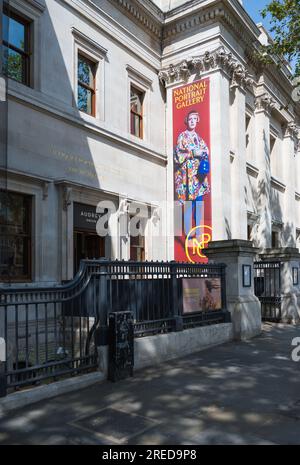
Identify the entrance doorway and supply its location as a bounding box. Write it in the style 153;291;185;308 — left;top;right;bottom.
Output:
74;231;105;275
73;202;106;275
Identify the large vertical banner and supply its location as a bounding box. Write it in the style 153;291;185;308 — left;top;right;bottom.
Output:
173;78;211;263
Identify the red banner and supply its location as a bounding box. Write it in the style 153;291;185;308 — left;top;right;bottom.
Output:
172;78;211;263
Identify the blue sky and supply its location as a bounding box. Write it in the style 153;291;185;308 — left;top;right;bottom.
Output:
243;0;296;71
242;0;272;29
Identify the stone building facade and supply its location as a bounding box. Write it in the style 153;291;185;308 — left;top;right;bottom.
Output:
0;0;299;285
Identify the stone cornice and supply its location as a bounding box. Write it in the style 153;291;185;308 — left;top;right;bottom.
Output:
246;162;259;179
9;0;45;15
0;167;52;185
163;1;260;50
110;1;258;53
111;0;163;38
109;1;298;110
271;177;286;194
104;0;299;112
158;46;254;91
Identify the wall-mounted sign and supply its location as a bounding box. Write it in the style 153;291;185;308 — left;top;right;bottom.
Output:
182;277;221;314
242;264;252;287
74;202;103;232
172;78;211;263
293;267;299;285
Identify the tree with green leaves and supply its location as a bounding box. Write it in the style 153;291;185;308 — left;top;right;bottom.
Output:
260;0;300;77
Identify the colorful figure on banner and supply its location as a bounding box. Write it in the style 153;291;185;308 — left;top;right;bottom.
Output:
200;279;218;311
174;110;210;205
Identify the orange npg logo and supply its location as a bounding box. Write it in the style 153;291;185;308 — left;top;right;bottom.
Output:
185;225;212;263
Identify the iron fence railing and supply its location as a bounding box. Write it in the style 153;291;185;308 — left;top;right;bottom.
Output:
0;259;229;394
254;261;282;321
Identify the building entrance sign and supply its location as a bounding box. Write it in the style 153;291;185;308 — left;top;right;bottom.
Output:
172;78;212;263
73;203;105;274
74;202;103;232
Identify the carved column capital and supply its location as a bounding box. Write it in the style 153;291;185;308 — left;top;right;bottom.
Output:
159;46;253;91
63;187;72;211
42;181;49;200
158;60;191;86
255;93;276;115
284;121;299;140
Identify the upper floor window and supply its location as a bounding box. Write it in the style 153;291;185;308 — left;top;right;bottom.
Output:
129;217;145;261
0;190;32;281
272;230;280;248
77;53;96;116
130;86;144;138
2;7;31;85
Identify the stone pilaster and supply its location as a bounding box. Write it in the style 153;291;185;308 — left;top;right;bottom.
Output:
229;84;247;239
254;93;276;249
210;71;232;240
205;240;262;340
282;122;299;246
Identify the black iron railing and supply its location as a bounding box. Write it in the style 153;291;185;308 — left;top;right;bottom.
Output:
0;259;228;394
254;261;282;321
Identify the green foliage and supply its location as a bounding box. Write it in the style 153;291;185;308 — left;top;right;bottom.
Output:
3;48;23;83
260;0;300;76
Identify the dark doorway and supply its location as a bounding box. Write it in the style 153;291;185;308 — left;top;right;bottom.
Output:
74;231;105;275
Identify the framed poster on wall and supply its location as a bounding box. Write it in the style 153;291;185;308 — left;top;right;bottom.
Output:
182;277;222;314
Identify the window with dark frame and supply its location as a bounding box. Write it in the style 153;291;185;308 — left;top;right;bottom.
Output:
0;191;32;281
247;223;252;241
272;230;279;248
129;217;145;261
245;115;250;148
2;6;31;85
77;53;96;116
130;85;144;138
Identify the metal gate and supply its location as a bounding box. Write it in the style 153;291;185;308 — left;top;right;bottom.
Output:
0;261;102;394
254;261;282;321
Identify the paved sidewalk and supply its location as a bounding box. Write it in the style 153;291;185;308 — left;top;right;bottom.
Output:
0;323;299;445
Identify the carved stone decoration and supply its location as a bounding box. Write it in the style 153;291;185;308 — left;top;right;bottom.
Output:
284;121;299;140
192;50;216;72
230;63;254;90
63;187;72;211
118;197;130;238
119;197;130;215
158;60;191;85
42;181;49;200
255;93;276;114
178;60;190;81
159;46;253;91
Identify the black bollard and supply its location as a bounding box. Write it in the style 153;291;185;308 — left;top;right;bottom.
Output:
108;311;134;382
